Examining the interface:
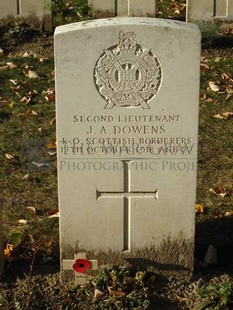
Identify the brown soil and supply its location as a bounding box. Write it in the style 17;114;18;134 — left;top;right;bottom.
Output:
0;24;54;58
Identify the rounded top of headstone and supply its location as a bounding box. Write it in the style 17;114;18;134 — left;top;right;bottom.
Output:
55;18;200;36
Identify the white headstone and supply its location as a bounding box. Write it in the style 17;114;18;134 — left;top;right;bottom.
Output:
230;1;233;19
88;0;115;17
0;0;52;31
55;18;200;279
187;0;233;21
116;0;128;16
128;0;155;17
19;0;51;17
89;0;155;17
0;0;17;19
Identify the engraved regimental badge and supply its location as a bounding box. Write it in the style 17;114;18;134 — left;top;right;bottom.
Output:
94;30;162;109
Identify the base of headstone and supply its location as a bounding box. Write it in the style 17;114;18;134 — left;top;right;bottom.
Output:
88;0;115;18
42;14;53;32
61;235;194;282
89;10;115;19
0;14;52;32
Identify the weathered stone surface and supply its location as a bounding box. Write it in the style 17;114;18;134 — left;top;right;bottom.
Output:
89;0;155;17
20;0;50;17
128;0;155;17
116;0;128;16
0;0;17;19
0;0;52;31
55;18;200;279
88;0;115;17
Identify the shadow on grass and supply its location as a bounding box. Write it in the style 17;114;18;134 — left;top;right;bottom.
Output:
195;215;233;276
3;260;59;285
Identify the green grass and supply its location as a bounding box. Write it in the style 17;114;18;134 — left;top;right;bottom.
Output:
0;52;58;255
197;52;233;214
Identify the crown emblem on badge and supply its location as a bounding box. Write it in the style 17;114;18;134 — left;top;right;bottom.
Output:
94;30;162;109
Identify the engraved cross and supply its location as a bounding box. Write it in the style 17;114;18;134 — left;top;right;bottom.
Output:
97;161;158;251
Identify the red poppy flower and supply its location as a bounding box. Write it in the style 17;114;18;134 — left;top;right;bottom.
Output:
73;259;91;273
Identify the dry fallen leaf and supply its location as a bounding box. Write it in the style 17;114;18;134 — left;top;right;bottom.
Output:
18;219;27;225
26;109;39;116
200;93;218;103
43;88;55;102
225;210;233;217
47;139;57;149
94;289;104;299
48;212;59;218
9;79;18;85
27;70;39;79
20;94;32;105
214;112;233;120
44;240;53;248
22;51;37;58
48;150;57;156
208;81;220;92
225;28;233;35
201;63;210;72
46;93;55;102
210;186;228;197
48;208;59;216
0;62;17;70
226;92;233;101
4;244;14;258
29;234;35;244
22;174;30;181
214;210;223;218
8;101;14;109
7;62;17;69
47;138;57;155
26;207;36;215
221;72;231;80
195;204;204;214
17;109;39;117
50;117;56;125
13;86;23;98
108;287;126;297
200;56;208;63
214;114;224;119
5;153;15;160
39;57;49;63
